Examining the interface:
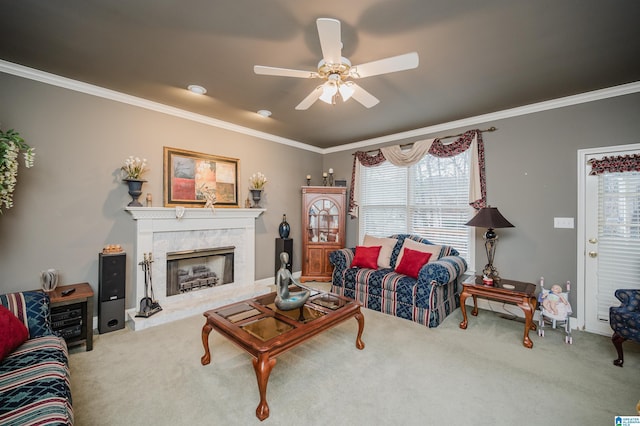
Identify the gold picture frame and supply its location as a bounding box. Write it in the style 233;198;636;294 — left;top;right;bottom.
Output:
163;147;239;208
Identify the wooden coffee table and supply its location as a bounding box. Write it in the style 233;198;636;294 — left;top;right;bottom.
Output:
459;276;538;348
201;288;365;421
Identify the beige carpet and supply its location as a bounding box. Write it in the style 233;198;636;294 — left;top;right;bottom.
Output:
69;291;640;425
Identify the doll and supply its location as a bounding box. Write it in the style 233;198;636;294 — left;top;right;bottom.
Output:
541;284;569;315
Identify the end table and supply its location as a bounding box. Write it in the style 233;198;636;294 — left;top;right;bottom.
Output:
459;276;537;348
49;282;94;351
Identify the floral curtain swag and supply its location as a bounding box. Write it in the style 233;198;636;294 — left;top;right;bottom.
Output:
588;154;640;175
348;129;486;218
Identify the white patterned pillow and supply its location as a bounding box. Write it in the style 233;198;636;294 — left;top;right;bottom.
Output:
395;238;442;267
363;235;398;269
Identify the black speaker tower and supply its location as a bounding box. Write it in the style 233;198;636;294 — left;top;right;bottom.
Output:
98;252;126;333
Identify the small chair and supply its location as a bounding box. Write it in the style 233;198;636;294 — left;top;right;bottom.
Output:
537;282;573;344
609;289;640;367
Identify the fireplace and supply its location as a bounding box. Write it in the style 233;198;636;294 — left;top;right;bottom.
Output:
166;246;234;296
125;207;267;330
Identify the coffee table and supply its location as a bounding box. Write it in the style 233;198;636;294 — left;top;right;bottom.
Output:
201;288;365;421
459;276;538;348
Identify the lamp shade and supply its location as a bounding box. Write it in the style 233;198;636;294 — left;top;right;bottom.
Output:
465;207;514;229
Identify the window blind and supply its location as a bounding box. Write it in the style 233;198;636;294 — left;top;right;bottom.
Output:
596;171;640;321
359;150;473;261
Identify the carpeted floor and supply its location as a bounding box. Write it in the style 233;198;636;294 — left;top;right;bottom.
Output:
69;289;640;426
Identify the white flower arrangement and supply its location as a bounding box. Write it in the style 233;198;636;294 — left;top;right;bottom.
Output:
121;156;148;180
249;172;268;190
0;128;35;214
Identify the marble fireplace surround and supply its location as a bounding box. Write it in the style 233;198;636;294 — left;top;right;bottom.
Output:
125;207;267;330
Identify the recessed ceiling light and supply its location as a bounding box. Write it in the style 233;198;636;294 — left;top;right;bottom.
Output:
257;109;272;118
187;84;207;95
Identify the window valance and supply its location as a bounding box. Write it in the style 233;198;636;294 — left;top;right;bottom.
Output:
589;154;640;175
349;129;486;217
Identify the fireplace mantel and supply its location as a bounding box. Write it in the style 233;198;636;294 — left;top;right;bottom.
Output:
126;206;265;221
124;207;266;330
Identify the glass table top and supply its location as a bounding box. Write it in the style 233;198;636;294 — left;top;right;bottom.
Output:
241;317;294;341
216;303;262;324
211;288;353;342
309;293;348;310
264;303;326;323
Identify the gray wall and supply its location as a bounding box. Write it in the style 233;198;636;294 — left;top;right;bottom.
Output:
323;92;640;310
3;70;640;316
0;73;322;310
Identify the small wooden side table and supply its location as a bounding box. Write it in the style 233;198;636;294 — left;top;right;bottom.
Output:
459;276;538;348
49;282;94;351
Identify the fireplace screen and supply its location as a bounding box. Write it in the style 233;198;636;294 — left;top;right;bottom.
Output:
166;246;234;296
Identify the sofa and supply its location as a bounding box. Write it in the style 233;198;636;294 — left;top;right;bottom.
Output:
0;290;73;425
329;234;467;327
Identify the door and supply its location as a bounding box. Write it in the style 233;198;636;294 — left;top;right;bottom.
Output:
578;144;640;335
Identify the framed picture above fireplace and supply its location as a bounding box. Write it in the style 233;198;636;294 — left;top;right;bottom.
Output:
163;147;239;208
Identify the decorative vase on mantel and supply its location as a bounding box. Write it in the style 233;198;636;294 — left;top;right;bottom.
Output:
249;188;263;208
124;178;146;207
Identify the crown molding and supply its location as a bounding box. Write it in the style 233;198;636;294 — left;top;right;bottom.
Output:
0;59;324;154
1;59;638;155
325;81;640;154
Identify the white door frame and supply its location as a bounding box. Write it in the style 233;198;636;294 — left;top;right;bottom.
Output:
576;143;640;332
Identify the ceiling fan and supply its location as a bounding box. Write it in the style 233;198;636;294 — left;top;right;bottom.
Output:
254;18;419;110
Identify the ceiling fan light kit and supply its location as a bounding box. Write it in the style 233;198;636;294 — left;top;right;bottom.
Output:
254;18;419;110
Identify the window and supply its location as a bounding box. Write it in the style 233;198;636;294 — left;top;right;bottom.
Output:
359;149;474;262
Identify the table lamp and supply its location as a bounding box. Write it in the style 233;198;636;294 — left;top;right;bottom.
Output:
465;206;514;283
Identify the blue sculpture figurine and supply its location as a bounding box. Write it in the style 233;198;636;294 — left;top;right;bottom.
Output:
275;252;310;310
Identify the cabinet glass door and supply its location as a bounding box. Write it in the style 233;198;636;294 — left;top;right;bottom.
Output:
307;199;340;243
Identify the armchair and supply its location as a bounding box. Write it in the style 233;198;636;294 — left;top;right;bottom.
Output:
609;289;640;367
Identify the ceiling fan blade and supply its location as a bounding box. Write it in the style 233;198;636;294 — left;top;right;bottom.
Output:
350;52;419;78
295;86;323;110
316;18;342;64
254;65;317;79
350;83;380;108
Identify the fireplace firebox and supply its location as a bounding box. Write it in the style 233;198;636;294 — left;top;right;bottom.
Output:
166;246;234;297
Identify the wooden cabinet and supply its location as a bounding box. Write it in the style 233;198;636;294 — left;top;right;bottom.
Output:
300;186;346;282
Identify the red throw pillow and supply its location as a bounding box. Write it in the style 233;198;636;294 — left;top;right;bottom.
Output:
394;247;432;278
0;305;29;361
351;245;382;269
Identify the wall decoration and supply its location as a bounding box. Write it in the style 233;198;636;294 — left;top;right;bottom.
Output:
163;147;239;208
0;127;35;213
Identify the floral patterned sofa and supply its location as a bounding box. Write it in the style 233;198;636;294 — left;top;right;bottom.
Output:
329;234;467;327
0;290;73;425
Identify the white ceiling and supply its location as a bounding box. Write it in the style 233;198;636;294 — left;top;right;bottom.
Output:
1;0;639;149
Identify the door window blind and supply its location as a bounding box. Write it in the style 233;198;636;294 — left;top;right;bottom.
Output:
596;171;640;320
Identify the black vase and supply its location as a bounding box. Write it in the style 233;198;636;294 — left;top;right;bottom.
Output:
124;179;146;207
249;189;262;208
278;214;290;239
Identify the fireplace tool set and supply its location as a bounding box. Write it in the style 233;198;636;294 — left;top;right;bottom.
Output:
136;252;162;318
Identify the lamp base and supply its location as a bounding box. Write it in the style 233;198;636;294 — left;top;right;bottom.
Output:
483;234;501;283
482;264;501;283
